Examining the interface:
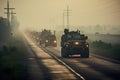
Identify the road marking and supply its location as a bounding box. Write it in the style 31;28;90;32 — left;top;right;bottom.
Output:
42;47;85;80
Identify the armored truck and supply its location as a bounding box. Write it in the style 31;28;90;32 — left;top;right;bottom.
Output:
61;29;89;58
40;29;57;47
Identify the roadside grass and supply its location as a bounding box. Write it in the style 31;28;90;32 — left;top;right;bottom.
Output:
0;32;27;80
90;40;120;61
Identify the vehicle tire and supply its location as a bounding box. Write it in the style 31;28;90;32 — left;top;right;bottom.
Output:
81;48;89;58
84;51;89;58
85;49;89;58
45;43;47;47
61;48;68;58
53;44;57;47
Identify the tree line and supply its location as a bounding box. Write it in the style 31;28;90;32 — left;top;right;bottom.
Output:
0;17;11;43
0;16;19;43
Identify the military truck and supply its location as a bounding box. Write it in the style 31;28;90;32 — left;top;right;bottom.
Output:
61;29;89;58
40;29;57;47
44;35;57;47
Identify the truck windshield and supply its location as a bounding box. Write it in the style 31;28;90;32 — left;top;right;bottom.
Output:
74;34;81;39
67;34;81;39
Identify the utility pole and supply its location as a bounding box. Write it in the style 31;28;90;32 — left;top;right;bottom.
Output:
4;0;15;26
67;6;69;29
11;9;16;22
64;5;71;29
63;12;65;29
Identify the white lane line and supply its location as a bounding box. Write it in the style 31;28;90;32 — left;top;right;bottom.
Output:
43;48;85;80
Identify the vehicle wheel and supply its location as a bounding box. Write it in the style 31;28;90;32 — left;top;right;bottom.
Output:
39;42;42;45
81;48;89;58
84;51;89;58
45;43;47;47
53;44;57;47
85;48;89;58
61;48;68;58
54;44;57;47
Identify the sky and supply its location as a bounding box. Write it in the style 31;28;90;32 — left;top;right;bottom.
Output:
0;0;120;30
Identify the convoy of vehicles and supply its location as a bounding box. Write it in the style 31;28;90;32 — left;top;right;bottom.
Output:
28;28;89;58
29;29;57;47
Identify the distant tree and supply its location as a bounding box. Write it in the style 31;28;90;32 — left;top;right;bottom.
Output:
11;15;19;31
94;24;104;33
91;40;112;49
0;17;11;42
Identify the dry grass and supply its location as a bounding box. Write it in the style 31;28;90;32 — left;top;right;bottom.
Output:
0;32;27;80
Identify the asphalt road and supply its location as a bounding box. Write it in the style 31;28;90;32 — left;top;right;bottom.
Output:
45;46;120;80
24;33;120;80
24;34;83;80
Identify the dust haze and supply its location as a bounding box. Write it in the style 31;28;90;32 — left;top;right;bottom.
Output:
0;0;120;34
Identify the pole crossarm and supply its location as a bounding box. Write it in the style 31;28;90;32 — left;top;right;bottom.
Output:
4;12;16;14
4;8;15;9
4;0;16;26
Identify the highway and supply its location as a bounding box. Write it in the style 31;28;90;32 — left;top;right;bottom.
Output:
45;46;120;80
24;33;120;80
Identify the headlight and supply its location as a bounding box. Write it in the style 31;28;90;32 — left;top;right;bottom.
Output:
75;42;79;45
86;44;89;47
45;40;48;42
65;44;69;47
54;40;57;43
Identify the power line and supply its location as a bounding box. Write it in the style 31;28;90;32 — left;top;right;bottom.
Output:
63;12;65;29
64;5;72;29
4;0;16;26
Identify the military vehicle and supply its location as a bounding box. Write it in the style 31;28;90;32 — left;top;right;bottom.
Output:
29;31;40;42
61;29;89;58
40;29;57;47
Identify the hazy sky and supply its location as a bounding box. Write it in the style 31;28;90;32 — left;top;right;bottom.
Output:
0;0;120;30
